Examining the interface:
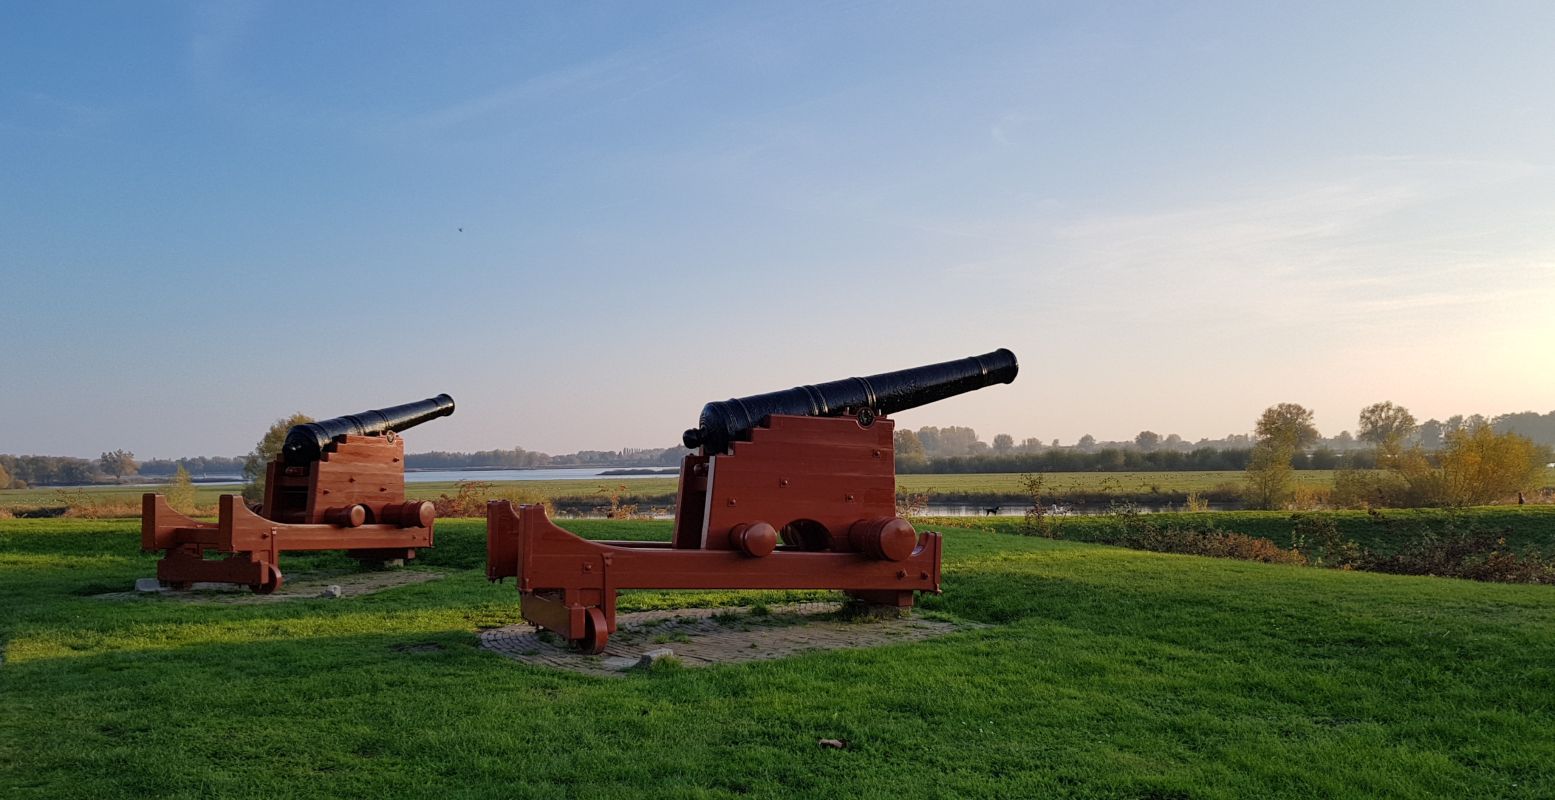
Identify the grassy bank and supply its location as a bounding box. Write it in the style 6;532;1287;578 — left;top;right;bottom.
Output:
4;467;1550;519
3;516;1555;797
972;505;1555;557
0;470;1356;516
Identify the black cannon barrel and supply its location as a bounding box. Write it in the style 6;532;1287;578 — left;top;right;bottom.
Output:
282;394;456;465
682;349;1017;453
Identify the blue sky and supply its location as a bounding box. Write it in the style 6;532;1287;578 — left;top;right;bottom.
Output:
4;1;1554;458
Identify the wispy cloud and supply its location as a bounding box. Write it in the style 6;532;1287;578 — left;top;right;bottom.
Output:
188;0;264;87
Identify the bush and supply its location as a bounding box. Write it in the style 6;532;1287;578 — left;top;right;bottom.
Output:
1019;473;1057;538
1330;469;1407;509
1115;521;1306;565
165;466;197;514
431;480;554;518
1359;518;1555;584
1290;513;1363;568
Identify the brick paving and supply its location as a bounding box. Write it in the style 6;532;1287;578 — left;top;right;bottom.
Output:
480;602;978;676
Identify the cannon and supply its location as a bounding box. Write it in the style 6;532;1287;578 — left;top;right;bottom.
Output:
488;350;1017;653
142;394;455;593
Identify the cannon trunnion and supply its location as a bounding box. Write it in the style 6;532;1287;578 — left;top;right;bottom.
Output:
487;350;1017;654
142;395;454;594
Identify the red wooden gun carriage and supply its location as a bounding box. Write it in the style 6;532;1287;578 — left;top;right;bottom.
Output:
142;394;454;593
487;351;1018;653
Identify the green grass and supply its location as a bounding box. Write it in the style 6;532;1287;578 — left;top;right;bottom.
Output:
977;506;1555;556
7;468;1551;513
0;470;1356;512
3;515;1555;797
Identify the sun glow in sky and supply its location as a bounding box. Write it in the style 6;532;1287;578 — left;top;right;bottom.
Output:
3;2;1554;459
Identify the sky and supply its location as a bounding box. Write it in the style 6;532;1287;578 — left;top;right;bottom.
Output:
3;1;1554;460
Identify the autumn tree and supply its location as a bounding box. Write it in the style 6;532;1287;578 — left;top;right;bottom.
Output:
98;450;138;482
894;428;926;468
1357;401;1417;465
1245;403;1319;509
242;413;313;503
1436;426;1544;506
1254;403;1319;450
0;462;10;490
165;465;197;513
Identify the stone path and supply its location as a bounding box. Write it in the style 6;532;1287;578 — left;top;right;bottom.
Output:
92;569;443;604
480;602;978;676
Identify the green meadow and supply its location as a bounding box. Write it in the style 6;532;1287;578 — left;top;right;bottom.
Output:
0;469;1360;514
3;514;1554;798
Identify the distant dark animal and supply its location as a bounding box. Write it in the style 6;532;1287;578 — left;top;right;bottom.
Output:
983;505;1001;516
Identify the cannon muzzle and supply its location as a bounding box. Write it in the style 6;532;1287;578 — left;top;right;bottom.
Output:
283;394;456;465
683;349;1017;453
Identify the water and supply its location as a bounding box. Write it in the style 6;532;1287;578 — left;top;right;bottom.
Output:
404;467;675;483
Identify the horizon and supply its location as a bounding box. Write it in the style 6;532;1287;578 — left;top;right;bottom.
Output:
5;2;1554;461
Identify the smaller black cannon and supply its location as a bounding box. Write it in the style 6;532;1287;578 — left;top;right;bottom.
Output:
144;393;456;594
284;394;456;465
683;349;1018;453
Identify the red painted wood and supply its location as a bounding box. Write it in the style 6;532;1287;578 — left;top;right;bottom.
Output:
142;432;434;591
486;414;943;648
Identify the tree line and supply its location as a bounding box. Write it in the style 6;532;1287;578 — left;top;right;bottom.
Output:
405;445;684;470
1244;401;1552;509
6;407;1551;489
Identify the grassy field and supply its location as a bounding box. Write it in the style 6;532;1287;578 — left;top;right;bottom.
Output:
6;469;1553;514
0;469;1386;513
3;515;1555;797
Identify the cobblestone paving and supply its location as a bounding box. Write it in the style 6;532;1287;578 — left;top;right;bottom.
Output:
92;569;443;604
480;602;978;676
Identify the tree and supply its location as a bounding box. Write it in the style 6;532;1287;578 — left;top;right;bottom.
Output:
992;433;1014;453
1246;403;1318;509
915;427;942;457
1245;442;1295;510
893;428;926;467
0;462;10;490
1357;401;1417;464
242;413;313;503
98;450;137;482
936;426;982;456
1437;426;1544;506
1077;434;1096;451
1254;403;1319;450
1164;433;1183;449
1417;419;1445;450
1134;431;1161;451
165;465;197;513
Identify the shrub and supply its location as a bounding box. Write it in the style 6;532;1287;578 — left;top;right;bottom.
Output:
1359;519;1555;584
1331;468;1407;509
1115;521;1306;565
1019;473;1057;538
431;480;554;518
1290;513;1363;568
165;466;197;514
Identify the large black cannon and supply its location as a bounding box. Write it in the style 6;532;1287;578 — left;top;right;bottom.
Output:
489;347;1018;653
682;349;1018;453
283;394;456;465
